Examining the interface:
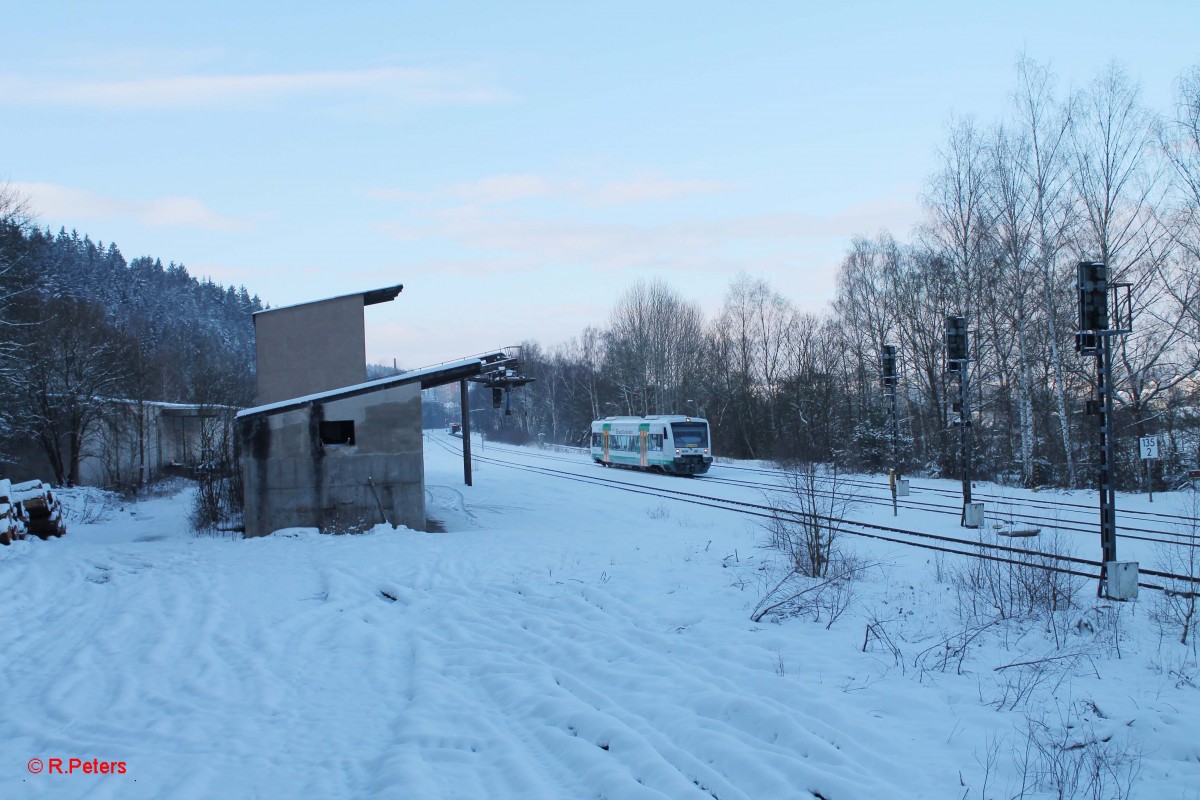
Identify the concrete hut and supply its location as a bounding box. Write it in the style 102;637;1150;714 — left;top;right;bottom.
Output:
237;285;510;537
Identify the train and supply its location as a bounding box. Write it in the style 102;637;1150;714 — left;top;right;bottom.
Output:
589;415;713;475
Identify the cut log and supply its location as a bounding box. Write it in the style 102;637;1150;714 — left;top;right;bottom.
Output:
3;478;66;541
23;497;51;517
11;479;43;494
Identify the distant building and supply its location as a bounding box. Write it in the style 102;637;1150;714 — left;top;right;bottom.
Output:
9;398;233;490
97;400;234;488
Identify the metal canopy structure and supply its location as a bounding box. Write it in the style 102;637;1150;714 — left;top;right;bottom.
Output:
458;357;535;486
236;352;513;421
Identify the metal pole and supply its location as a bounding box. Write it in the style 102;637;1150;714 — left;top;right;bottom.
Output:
891;385;900;475
1147;458;1153;504
460;379;472;487
960;360;972;525
890;385;899;516
1096;337;1118;596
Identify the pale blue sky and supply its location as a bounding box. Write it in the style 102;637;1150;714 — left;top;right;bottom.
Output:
4;1;1198;367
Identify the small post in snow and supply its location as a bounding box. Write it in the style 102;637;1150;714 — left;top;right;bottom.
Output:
889;469;897;517
1140;436;1158;504
460;379;472;487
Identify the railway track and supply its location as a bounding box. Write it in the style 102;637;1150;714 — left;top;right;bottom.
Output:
427;434;1200;596
447;438;1200;550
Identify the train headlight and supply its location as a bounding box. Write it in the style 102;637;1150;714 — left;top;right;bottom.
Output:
703;448;708;454
675;449;681;455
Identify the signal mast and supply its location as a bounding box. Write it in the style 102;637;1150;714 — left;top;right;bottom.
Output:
945;315;980;527
1075;261;1136;600
881;344;900;516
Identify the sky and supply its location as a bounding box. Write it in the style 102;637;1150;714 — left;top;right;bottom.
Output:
4;1;1199;368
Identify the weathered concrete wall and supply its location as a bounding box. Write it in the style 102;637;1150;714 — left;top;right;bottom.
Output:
253;294;367;406
69;405;229;489
240;382;425;536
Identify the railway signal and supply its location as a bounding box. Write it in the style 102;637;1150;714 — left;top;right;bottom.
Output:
1075;260;1135;600
945;316;979;527
881;344;900;516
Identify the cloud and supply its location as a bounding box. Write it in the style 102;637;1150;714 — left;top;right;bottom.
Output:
585;176;730;206
442;174;560;204
15;182;251;231
1;66;512;110
371;188;924;286
367;172;731;209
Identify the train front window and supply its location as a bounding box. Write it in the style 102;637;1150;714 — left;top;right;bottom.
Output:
671;423;708;448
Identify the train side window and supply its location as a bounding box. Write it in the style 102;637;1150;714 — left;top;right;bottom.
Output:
648;434;663;451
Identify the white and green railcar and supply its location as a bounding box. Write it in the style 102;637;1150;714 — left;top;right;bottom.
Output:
589;416;713;475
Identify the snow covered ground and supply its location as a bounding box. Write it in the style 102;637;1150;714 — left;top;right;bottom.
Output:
3;433;1198;799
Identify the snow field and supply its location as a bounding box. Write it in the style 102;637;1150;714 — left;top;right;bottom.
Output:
1;436;1198;798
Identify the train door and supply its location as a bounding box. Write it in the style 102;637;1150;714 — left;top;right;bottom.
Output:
639;425;649;468
602;425;610;463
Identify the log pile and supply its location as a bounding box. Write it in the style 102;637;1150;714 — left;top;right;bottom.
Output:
0;479;67;544
0;479;21;545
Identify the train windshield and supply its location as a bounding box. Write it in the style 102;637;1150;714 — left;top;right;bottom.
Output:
670;422;708;448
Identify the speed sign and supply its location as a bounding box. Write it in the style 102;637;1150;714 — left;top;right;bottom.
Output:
1139;436;1159;460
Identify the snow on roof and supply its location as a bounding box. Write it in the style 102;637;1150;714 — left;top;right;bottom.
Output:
103;398;240;413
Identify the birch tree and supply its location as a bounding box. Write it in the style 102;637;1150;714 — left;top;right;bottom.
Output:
1012;57;1081;485
1162;65;1200;365
1071;62;1190;448
985;122;1041;485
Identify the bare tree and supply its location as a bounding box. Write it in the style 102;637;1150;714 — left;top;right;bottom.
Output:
1151;492;1200;646
922;116;994;323
784;313;844;462
1071;62;1164;274
752;459;867;626
763;459;857;578
985;121;1041;485
17;298;131;485
0;182;34;452
603;279;705;417
1012;57;1081;486
714;274;798;457
1070;64;1198;448
887;246;959;474
1160;65;1200;389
